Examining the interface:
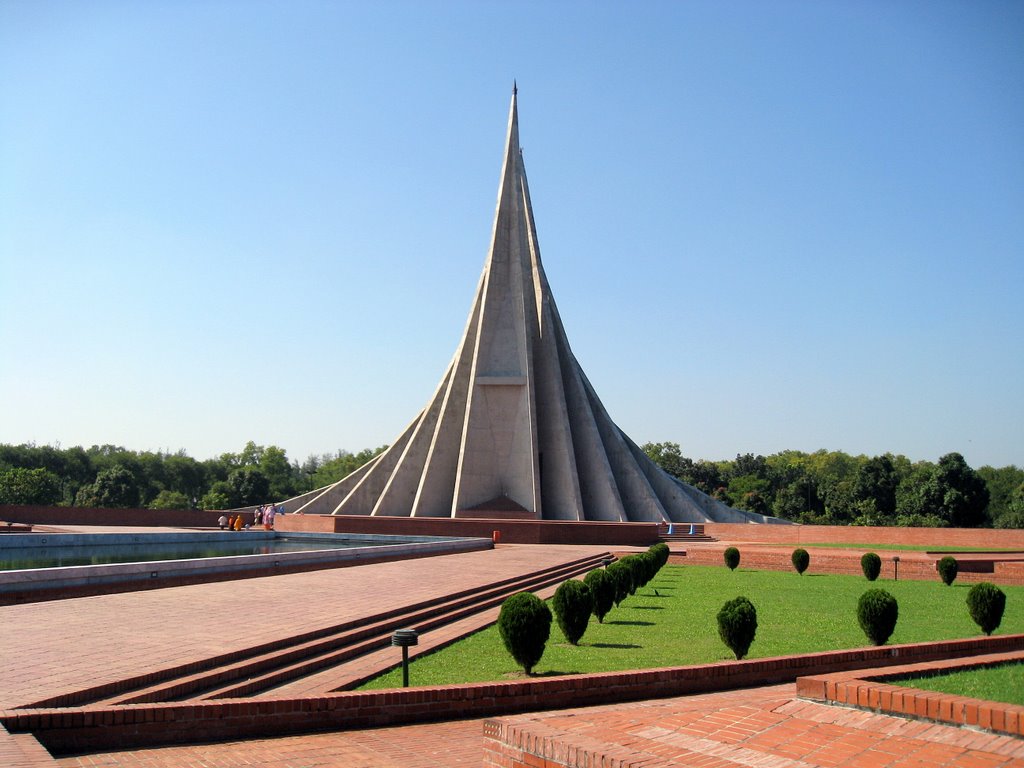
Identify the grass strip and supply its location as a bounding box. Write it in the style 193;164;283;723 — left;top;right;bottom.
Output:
888;662;1024;706
360;564;1024;689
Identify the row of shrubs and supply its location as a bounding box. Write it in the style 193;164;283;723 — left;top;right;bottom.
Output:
725;546;972;587
496;543;670;674
496;544;1010;673
719;581;1008;660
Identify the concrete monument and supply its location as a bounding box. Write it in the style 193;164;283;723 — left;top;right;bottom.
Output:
284;88;775;524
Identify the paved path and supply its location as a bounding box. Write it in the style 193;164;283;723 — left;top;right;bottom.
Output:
0;544;609;709
8;538;1024;768
57;685;1024;767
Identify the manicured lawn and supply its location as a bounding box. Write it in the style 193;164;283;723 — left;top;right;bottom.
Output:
890;662;1024;706
359;565;1024;688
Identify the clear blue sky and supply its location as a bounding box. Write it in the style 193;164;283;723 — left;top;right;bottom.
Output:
2;1;1022;470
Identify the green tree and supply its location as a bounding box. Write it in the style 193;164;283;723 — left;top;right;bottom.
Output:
258;445;297;500
854;455;900;519
164;453;207;505
80;465;141;508
0;467;61;505
583;568;615;623
717;596;757;660
312;446;387;487
552;579;593;645
857;589;899;645
977;465;1024;522
148;490;191;510
934;453;990;527
641;441;688;478
200;488;231;511
226;467;270;508
895;461;946;526
937;556;958;586
497;592;552;675
606;561;632;606
772;474;823;522
724;547;740;571
791;548;809;575
966;582;1006;636
994;484;1024;529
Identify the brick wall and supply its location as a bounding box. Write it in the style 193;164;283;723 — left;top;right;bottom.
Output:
278;513;661;546
674;546;1024;585
704;523;1024;549
4;634;1021;755
0;504;219;528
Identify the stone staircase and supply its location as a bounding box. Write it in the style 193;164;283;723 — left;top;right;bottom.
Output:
659;523;717;543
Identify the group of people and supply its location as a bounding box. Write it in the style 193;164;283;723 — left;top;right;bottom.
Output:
217;503;281;531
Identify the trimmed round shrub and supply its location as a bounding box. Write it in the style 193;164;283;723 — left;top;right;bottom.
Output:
717;596;757;660
724;547;740;571
583;568;615;623
861;552;882;582
497;592;552;675
636;551;660;588
857;588;899;645
606;561;632;606
967;582;1006;636
937;556;958;586
649;541;670;571
621;555;643;594
552;579;593;645
791;548;810;576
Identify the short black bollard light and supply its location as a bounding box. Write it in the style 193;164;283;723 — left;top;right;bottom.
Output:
391;628;419;687
892;555;900;581
602;556;614;569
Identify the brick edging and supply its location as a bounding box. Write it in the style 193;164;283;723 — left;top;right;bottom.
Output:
796;649;1024;738
4;634;1021;755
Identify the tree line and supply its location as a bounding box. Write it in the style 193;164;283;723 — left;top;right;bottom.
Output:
641;442;1023;529
0;440;1020;527
0;442;385;511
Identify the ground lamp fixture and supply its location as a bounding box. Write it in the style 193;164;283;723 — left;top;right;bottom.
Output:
892;556;900;581
391;628;419;687
602;556;614;569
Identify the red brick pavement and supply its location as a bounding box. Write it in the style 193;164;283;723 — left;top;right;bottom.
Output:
59;718;486;767
57;685;1024;767
0;544;610;710
483;685;1024;768
8;539;1024;768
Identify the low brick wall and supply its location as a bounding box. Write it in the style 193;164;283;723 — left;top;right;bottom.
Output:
4;635;1020;755
0;504;219;528
278;513;661;546
674;545;1024;585
797;650;1024;738
704;523;1024;549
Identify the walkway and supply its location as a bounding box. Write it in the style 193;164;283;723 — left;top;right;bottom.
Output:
5;536;1023;768
0;543;610;710
57;685;1024;767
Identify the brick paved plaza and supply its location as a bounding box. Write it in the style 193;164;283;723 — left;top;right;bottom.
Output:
1;534;1022;767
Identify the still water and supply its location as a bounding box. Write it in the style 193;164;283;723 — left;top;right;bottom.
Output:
0;537;380;571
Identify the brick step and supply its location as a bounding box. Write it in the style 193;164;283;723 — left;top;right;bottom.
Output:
262;573;575;697
659;534;716;543
190;553;610;700
25;551;610;710
84;552;611;706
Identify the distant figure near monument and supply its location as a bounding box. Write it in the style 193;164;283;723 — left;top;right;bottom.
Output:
283;87;780;525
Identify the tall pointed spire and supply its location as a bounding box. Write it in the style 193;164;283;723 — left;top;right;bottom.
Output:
284;91;772;524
